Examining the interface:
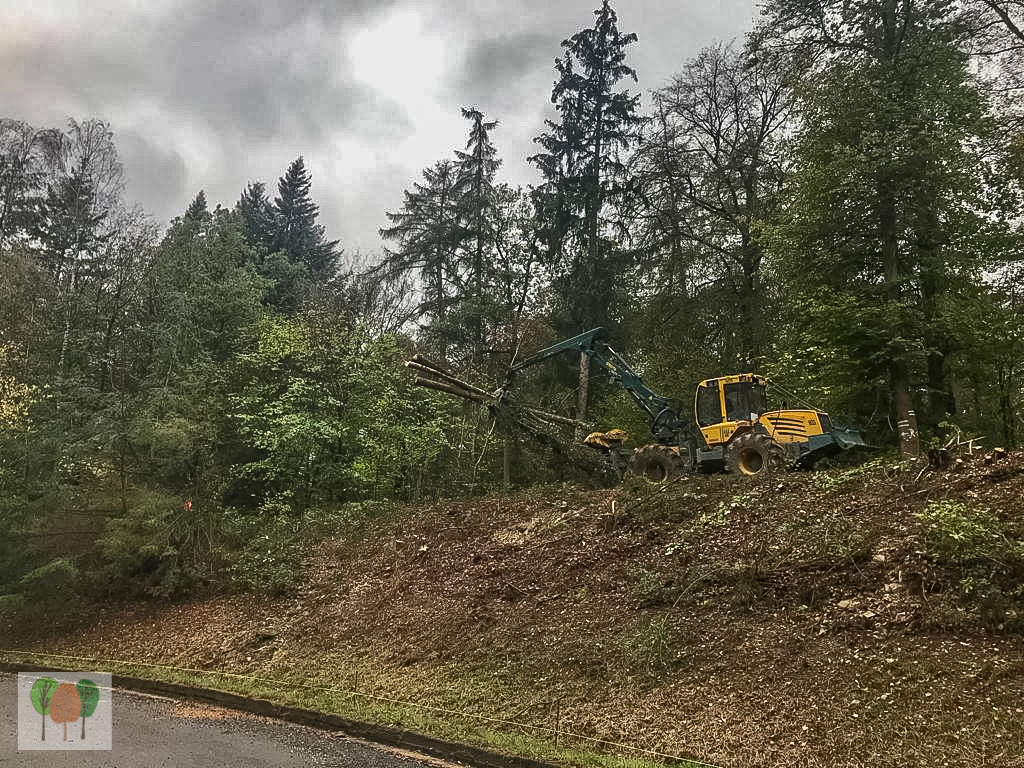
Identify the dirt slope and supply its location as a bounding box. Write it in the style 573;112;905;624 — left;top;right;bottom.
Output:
15;454;1024;768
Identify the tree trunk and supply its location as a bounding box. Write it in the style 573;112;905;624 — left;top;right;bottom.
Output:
878;90;917;456
503;439;511;489
999;364;1018;448
894;380;921;459
576;352;590;441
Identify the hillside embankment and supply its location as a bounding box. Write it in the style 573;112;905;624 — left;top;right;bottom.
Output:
7;453;1024;767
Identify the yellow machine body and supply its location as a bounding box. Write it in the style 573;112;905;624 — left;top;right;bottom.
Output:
694;374;830;449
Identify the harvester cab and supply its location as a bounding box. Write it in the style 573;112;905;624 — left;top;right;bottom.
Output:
695;374;769;445
692;374;867;475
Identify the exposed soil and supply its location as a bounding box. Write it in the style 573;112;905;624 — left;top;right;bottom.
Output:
11;452;1024;768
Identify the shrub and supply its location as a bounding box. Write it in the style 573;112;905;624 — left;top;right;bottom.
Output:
626;616;673;676
915;500;1000;564
18;557;80;615
98;490;222;598
225;500;301;594
627;567;671;606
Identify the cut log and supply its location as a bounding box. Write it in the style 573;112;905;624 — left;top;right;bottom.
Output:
414;376;485;404
407;356;608;473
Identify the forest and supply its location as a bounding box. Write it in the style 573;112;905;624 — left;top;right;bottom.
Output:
1;0;1023;607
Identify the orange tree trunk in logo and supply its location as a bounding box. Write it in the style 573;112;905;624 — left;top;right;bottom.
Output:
49;683;81;741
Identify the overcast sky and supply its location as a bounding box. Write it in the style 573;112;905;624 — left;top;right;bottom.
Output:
1;0;759;258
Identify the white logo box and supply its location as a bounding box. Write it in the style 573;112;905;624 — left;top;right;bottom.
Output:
17;672;112;751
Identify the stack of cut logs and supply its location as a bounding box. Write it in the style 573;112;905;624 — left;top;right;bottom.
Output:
405;354;608;470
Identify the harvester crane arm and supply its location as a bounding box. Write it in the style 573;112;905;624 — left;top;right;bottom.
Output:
507;328;687;443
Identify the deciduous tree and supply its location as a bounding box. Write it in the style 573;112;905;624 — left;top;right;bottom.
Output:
758;0;1005;445
0;120;61;243
627;41;792;375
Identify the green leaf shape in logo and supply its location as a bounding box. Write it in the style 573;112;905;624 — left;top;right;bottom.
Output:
76;679;100;739
30;677;59;741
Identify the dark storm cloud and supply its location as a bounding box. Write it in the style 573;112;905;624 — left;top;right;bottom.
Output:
0;0;413;146
438;1;757;194
445;0;760;100
140;0;404;144
450;32;555;113
116;129;189;221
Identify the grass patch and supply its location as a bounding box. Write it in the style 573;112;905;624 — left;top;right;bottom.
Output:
624;616;674;677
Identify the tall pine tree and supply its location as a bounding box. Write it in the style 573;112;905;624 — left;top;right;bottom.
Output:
453;107;501;361
529;0;644;332
379;159;464;361
528;0;644;420
183;190;211;223
236;180;276;262
235;159;341;313
272;156;340;282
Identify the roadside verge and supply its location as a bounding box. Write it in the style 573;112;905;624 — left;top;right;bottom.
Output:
0;656;557;768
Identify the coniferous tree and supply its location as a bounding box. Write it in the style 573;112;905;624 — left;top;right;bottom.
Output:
454;108;500;359
272;156;340;281
379;159;464;360
236;181;276;262
32;166;110;288
31;165;114;378
183;190;210;223
528;0;644;421
235;160;341;313
380;114;542;372
529;0;644;332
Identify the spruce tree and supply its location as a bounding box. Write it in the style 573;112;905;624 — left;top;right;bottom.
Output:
236;180;276;263
528;0;644;420
454;107;500;360
529;0;643;333
183;190;210;223
272;156;340;281
380;159;463;360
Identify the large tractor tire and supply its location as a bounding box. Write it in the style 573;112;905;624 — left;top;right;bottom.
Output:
726;432;786;476
629;444;684;483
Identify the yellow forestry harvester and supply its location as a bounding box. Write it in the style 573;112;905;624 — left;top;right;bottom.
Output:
507;328;867;481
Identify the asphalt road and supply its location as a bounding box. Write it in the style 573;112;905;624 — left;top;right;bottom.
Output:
0;672;440;767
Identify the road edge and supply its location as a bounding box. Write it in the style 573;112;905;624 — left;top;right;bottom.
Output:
0;662;556;768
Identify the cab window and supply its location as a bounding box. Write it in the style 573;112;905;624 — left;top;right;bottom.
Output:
695;384;722;426
723;382;767;422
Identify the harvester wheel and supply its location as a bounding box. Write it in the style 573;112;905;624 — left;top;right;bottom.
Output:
726;432;785;476
629;445;683;483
